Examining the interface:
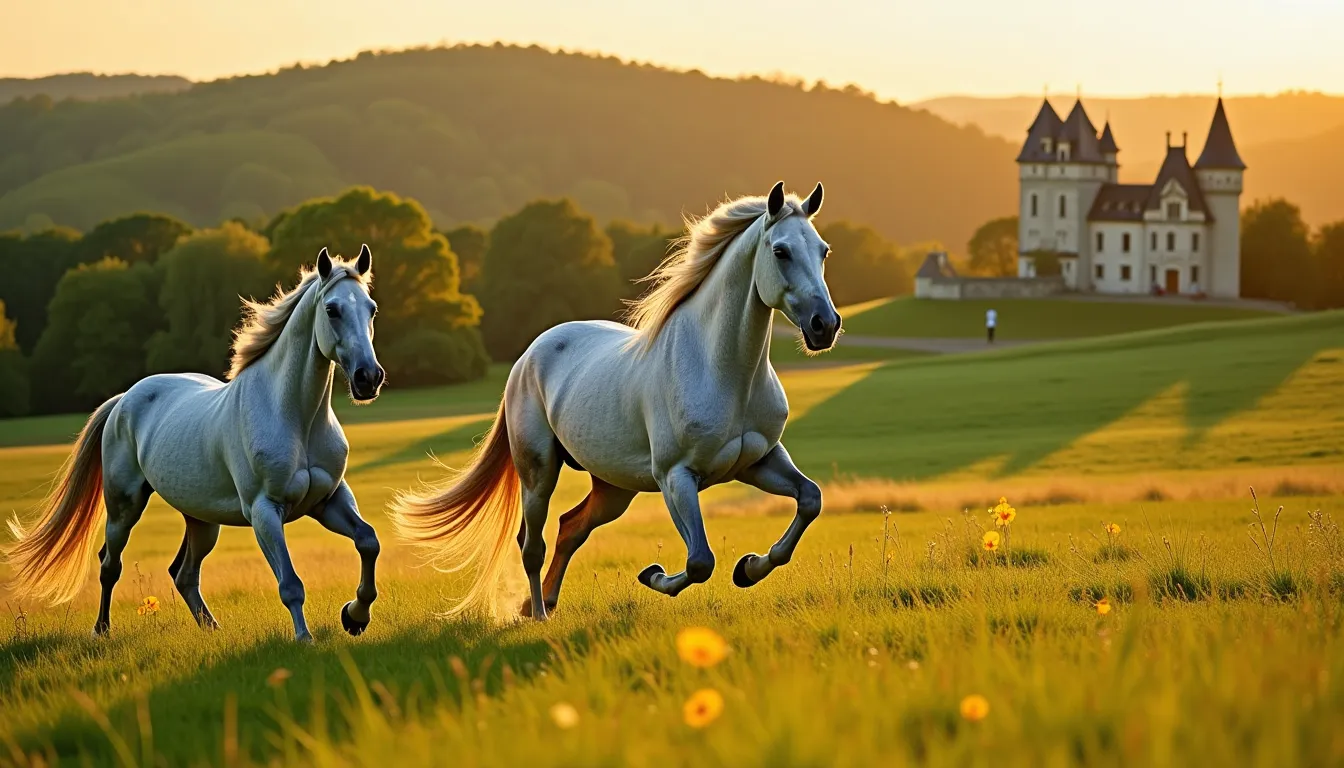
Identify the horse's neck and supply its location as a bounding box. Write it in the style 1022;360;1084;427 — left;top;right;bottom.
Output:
678;220;773;377
259;285;334;427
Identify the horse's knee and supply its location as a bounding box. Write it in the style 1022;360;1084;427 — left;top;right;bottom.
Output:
798;480;822;521
686;553;716;584
278;576;306;609
354;524;380;561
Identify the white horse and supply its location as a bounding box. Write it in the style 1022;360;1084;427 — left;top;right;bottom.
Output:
393;182;840;619
5;247;385;642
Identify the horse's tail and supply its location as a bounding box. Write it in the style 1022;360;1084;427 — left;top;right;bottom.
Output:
389;399;520;617
5;394;121;605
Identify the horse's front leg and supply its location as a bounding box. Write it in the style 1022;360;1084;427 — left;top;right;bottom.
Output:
638;466;714;597
731;443;821;588
310;480;379;636
247;496;311;642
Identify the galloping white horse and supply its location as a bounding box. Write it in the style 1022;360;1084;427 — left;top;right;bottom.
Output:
5;247;385;642
393;182;840;619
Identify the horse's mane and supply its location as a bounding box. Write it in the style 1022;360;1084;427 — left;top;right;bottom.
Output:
227;259;369;380
625;193;806;347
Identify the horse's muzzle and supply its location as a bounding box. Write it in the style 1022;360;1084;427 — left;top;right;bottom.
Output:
350;365;385;401
802;308;842;351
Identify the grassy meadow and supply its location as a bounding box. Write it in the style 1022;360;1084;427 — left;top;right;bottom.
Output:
2;306;1343;766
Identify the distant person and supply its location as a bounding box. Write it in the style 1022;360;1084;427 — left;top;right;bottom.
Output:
985;307;997;344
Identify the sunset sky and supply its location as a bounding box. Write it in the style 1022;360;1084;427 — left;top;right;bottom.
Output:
4;0;1342;101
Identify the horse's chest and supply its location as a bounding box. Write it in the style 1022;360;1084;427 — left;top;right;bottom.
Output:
273;437;346;518
701;431;772;484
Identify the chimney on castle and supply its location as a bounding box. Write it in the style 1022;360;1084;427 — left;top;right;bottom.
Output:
1182;131;1188;147
1166;131;1172;148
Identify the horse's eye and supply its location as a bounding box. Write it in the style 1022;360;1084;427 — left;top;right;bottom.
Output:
773;246;790;260
325;306;341;320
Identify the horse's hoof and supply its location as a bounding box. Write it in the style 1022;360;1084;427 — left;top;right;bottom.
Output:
340;601;369;637
733;554;763;588
637;563;665;588
91;623;110;638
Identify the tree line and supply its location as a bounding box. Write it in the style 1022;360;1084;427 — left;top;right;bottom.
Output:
0;186;927;418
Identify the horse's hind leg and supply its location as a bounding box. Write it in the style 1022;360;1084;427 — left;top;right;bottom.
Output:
168;516;222;629
94;446;151;636
509;398;562;621
730;443;821;588
520;477;636;617
310;480;380;636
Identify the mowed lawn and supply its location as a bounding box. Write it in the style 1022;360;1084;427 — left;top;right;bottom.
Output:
1;310;1343;766
840;296;1279;340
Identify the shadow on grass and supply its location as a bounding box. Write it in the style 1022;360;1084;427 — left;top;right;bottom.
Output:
4;604;641;766
348;416;493;477
786;313;1341;480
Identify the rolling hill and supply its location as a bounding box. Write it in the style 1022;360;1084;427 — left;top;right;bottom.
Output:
0;46;1017;249
0;73;192;104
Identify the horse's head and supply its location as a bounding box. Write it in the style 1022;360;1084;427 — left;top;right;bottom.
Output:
752;181;841;352
315;245;384;403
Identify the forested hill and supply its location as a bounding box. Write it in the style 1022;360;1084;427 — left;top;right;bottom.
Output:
0;73;192;104
0;45;1017;248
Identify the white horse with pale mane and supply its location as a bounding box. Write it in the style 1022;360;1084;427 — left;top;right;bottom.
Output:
392;182;841;619
5;247;385;642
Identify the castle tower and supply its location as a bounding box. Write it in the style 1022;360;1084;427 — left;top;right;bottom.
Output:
1015;98;1110;288
1194;98;1245;298
1099;122;1119;183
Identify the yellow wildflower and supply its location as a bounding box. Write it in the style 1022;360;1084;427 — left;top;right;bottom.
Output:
1095;598;1112;615
982;531;1001;552
137;596;160;616
676;627;728;668
959;694;990;722
267;668;292;687
549;702;580;729
683;688;724;728
1105;523;1121;536
990;498;1017;527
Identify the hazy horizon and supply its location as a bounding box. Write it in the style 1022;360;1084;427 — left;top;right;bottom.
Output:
5;0;1343;103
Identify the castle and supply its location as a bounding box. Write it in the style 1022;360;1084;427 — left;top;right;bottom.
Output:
1016;97;1245;298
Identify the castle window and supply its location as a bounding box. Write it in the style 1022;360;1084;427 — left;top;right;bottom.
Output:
1150;265;1157;284
1095;264;1104;280
1192;266;1200;284
1192;232;1200;252
1167;232;1176;251
1058;143;1071;162
1121;265;1132;281
1122;233;1132;253
1096;232;1104;252
1042;138;1052;154
1059;195;1067;217
1150;232;1157;251
1167;202;1181;220
1031;194;1038;217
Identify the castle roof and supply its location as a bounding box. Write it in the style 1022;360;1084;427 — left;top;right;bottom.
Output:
1015;99;1063;162
1087;184;1149;222
1194;98;1246;170
1099;122;1119;154
915;252;958;279
1058;101;1106;163
1146;143;1211;218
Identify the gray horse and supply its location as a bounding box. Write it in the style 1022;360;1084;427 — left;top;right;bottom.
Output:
393;182;840;620
5;247;384;642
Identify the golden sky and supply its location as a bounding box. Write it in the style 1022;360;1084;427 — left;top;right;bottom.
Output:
4;0;1341;101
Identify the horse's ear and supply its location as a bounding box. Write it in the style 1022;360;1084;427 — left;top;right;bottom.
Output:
767;181;786;218
803;182;824;217
317;247;332;280
356;244;372;275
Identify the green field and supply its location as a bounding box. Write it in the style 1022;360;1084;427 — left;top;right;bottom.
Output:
2;310;1343;765
841;296;1280;340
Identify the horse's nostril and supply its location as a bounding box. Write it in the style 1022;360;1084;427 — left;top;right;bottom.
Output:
810;314;825;333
